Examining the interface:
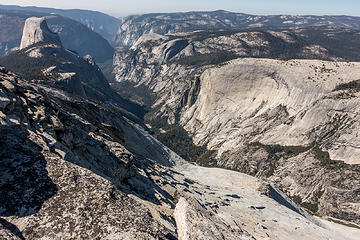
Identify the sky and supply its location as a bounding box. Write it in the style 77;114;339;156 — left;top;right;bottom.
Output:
0;0;358;17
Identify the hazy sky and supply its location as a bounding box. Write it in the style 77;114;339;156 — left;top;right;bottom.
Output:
0;0;358;17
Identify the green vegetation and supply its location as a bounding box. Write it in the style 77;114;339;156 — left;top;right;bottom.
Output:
301;201;319;213
146;116;212;163
333;79;360;92
98;59;116;82
111;81;156;110
329;218;360;229
176;26;360;63
172;190;181;205
249;141;352;176
249;142;311;157
291;192;323;214
291;195;303;205
249;142;311;177
112;80;215;164
175;51;238;67
0;42;61;79
311;146;348;170
197;149;217;167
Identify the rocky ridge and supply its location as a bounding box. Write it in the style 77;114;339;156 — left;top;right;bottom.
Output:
1;66;359;239
115;10;360;46
0;17;144;118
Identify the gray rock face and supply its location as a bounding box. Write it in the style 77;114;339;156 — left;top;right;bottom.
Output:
113;28;360;225
0;10;114;62
20;17;61;49
113;26;360;123
181;59;360;164
0;17;144;118
1;66;359;239
0;69;175;239
174;197;252;240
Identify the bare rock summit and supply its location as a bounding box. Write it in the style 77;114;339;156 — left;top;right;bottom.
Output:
20;17;62;49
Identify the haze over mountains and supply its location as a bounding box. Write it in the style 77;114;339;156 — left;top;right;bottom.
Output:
0;4;121;43
0;9;115;62
115;10;360;46
0;4;360;240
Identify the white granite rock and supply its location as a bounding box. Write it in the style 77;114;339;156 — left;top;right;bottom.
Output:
20;17;61;49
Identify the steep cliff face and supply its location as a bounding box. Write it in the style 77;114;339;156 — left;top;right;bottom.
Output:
20;17;62;49
113;27;360;225
180;59;360;224
0;17;144;118
1;67;359;239
113;26;360;123
115;10;360;46
0;10;114;62
181;58;360;164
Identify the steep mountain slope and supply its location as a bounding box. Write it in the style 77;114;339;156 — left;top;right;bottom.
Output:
0;17;143;118
0;4;121;43
1;66;359;240
0;10;114;62
113;26;360;121
113;27;360;225
115;10;360;46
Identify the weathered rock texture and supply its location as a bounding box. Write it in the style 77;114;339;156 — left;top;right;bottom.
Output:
182;59;360;164
20;17;61;49
1;66;359;239
0;67;176;239
1;12;360;239
113;28;360;225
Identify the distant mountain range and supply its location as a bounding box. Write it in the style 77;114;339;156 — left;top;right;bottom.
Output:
0;4;121;43
0;9;114;63
116;10;360;46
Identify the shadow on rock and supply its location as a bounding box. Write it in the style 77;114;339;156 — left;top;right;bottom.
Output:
0;126;58;217
0;217;26;240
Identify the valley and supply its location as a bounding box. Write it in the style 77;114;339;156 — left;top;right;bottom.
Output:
112;20;360;226
0;5;359;240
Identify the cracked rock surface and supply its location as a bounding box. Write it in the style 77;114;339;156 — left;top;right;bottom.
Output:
1;66;359;239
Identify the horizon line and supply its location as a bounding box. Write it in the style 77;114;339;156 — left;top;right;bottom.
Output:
1;4;359;18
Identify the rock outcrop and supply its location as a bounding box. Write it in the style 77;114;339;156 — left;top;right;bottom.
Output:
20;17;61;49
113;27;360;225
0;10;114;62
0;68;175;239
0;17;145;119
1;64;359;239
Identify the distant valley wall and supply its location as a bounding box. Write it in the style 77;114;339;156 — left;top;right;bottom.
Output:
113;27;360;224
